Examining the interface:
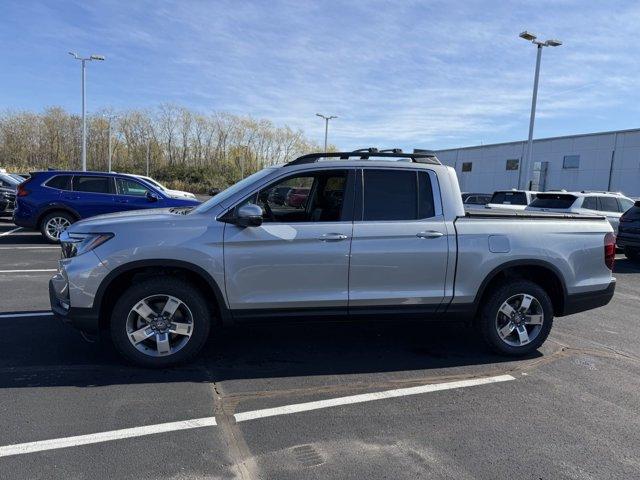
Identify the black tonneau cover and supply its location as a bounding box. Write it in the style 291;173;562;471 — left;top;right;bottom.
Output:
462;209;605;221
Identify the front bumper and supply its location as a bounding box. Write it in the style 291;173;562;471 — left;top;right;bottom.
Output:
49;276;100;334
561;280;616;316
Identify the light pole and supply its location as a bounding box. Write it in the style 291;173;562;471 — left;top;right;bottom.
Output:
316;113;337;152
518;32;561;189
103;114;117;172
69;52;105;171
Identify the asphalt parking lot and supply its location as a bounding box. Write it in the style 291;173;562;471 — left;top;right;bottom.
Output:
1;215;639;479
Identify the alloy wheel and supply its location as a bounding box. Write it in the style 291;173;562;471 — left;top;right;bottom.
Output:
45;216;71;241
495;293;544;347
126;294;194;357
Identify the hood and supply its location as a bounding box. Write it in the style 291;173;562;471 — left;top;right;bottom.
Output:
166;189;196;199
69;207;194;232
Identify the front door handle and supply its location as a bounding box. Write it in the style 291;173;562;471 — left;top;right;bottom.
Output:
320;233;348;242
416;231;444;239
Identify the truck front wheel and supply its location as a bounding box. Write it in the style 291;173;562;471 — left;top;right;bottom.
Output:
478;279;553;356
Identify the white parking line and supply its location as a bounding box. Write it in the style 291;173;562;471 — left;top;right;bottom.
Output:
234;374;515;422
0;311;54;319
0;269;57;273
0;227;22;237
0;416;217;458
0;246;59;250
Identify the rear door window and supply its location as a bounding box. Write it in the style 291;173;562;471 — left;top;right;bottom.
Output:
362;170;435;221
598;196;619;213
45;175;72;191
72;176;113;194
581;197;597;210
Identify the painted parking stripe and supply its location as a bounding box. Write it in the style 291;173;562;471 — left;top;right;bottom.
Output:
0;416;217;458
0;269;57;273
0;246;59;250
0;311;54;319
0;227;22;237
234;374;515;423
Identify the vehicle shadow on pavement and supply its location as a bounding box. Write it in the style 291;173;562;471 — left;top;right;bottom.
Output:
0;318;534;389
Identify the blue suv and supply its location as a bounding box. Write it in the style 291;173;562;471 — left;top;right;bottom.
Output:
14;171;201;242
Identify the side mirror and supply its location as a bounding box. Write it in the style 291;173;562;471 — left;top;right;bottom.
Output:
146;191;160;202
236;203;263;227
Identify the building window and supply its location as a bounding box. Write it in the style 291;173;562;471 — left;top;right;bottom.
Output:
563;155;580;169
461;162;472;172
506;159;519;171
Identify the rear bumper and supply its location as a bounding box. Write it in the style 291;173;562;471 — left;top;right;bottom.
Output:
616;234;640;249
561;281;616;316
49;276;100;334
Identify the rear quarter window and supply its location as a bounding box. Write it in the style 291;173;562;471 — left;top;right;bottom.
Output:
45;175;72;190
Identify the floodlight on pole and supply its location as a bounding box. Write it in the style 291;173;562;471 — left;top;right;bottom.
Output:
69;52;105;171
316;113;338;153
518;31;562;189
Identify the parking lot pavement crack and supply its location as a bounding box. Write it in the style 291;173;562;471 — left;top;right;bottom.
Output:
209;379;261;480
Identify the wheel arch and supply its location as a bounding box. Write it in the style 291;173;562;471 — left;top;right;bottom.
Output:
95;259;230;331
36;205;81;228
472;259;568;318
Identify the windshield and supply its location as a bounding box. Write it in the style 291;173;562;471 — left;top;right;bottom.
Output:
529;194;577;209
138;176;166;191
192;167;278;213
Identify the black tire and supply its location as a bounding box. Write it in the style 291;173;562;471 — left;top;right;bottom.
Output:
624;247;640;262
40;211;75;243
478;279;554;356
110;277;212;368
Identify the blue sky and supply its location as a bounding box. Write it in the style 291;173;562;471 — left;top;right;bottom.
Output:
0;0;639;151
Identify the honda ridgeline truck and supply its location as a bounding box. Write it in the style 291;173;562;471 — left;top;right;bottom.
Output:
49;149;616;367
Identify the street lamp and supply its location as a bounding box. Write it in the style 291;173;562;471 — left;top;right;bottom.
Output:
103;114;117;172
69;52;105;171
316;113;337;152
518;31;561;189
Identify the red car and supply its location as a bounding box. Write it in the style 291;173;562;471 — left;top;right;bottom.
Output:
286;188;310;208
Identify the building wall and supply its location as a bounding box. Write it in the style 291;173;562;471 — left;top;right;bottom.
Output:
435;129;640;197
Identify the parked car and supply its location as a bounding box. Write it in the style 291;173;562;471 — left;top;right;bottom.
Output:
461;192;492;210
208;187;222;197
617;200;640;261
50;149;616;367
525;191;634;233
0;172;20;213
13;171;201;243
134;175;197;200
486;190;538;210
286;187;310;208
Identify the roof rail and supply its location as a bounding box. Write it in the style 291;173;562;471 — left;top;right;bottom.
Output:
286;148;441;166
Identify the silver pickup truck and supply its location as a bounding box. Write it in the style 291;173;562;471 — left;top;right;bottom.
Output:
50;149;616;367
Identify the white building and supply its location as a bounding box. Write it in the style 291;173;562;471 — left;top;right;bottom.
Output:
435;128;640;197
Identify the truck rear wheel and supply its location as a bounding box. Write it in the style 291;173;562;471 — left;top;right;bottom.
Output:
110;278;211;368
478;279;553;356
40;211;75;243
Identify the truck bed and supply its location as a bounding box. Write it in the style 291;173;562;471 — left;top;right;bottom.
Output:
462;209;606;221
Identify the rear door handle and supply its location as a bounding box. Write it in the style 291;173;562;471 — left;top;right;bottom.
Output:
320;233;348;242
416;231;444;239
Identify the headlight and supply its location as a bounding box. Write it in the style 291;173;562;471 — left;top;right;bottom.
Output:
60;232;114;258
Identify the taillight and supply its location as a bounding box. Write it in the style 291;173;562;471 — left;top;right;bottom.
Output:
17;184;30;197
604;232;616;270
